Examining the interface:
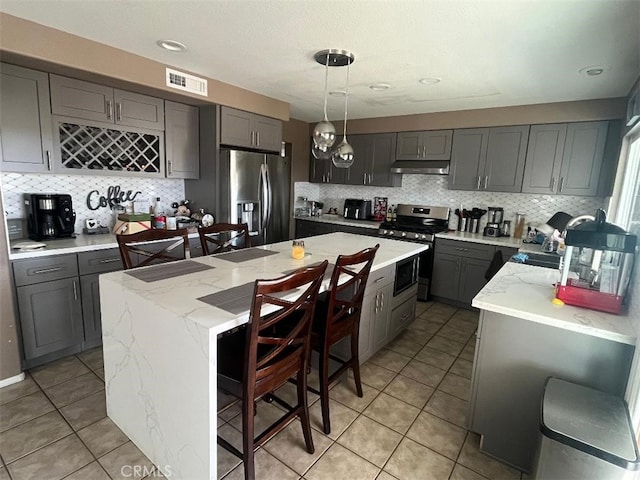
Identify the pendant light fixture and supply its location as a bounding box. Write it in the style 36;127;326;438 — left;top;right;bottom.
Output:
312;53;336;154
332;58;354;168
311;49;355;167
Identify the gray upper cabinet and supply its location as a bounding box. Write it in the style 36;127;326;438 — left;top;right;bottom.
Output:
558;121;609;196
396;130;453;160
522;121;609;196
448;128;489;190
344;133;400;187
521;124;567;194
165;101;199;179
484;126;529;192
308;151;346;184
449;126;529;192
50;74;165;130
0;63;55;173
220;106;282;153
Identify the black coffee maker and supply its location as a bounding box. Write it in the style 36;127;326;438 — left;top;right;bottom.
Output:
25;194;76;240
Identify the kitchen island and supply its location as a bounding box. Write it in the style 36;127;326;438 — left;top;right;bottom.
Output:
99;232;427;480
469;262;636;472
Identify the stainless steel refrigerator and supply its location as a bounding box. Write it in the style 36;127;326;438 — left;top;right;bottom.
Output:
218;147;291;245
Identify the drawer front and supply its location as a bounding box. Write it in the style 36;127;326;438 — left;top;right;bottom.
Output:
389;294;417;338
436;238;495;261
13;254;79;286
366;263;394;290
78;248;123;275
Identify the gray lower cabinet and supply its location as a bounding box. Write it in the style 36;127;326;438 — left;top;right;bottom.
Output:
13;249;123;368
521;121;611;196
468;310;634;471
220;106;282;153
449;126;529;192
295;219;378;238
396;130;453;160
17;277;84;362
165;101;199;179
0;63;55;173
431;238;516;306
50;74;165;130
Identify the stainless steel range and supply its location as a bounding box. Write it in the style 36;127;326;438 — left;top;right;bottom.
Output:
378;204;450;301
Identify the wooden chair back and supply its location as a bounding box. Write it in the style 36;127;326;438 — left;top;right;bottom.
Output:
244;260;328;400
116;228;191;269
324;244;380;345
198;223;251;255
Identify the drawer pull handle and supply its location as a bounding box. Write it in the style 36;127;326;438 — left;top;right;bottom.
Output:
33;267;63;274
99;258;121;264
373;276;386;283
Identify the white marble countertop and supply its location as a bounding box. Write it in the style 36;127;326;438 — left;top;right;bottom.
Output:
472;262;636;345
435;230;524;249
8;232;202;260
294;215;381;230
101;232;426;335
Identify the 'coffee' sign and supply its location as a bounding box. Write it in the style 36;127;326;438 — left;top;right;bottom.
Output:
87;186;142;210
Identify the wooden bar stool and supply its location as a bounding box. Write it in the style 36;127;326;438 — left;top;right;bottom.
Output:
116;228;190;269
198;223;251;255
217;260;328;480
309;245;379;434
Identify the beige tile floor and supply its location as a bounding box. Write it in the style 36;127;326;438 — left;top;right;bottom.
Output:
0;301;526;480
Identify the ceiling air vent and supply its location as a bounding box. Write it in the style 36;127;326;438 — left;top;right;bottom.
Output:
165;68;208;96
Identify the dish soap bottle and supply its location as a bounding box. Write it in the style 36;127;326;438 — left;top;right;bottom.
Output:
154;197;166;229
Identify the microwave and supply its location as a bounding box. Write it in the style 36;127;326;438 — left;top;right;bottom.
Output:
343;199;372;220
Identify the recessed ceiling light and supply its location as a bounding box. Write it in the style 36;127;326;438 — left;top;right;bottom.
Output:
419;77;441;85
369;83;391;91
329;90;346;97
578;65;610;76
157;40;187;52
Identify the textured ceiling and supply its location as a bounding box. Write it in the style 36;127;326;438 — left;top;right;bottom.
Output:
1;0;639;122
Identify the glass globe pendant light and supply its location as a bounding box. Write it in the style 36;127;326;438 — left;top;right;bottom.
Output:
332;59;354;168
312;53;336;151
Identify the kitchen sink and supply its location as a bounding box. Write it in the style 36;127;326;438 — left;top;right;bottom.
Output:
511;252;562;269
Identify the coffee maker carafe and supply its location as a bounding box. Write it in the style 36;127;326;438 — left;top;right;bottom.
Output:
25;194;76;240
483;207;504;237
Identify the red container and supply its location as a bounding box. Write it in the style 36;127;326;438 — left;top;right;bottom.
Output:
556;281;623;314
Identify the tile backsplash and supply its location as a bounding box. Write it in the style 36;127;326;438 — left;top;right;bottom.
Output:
294;176;607;230
1;173;185;234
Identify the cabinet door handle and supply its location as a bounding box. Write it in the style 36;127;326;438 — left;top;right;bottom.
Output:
251;131;255;145
417;145;420;157
363;173;367;185
168;160;172;176
33;267;62;275
116;102;122;121
73;280;78;300
551;177;557;192
476;176;482;190
106;100;113;119
484;175;489;189
46;150;52;171
559;177;565;193
422;144;427;158
369;173;372;183
256;132;260;146
99;258;121;264
380;292;384;309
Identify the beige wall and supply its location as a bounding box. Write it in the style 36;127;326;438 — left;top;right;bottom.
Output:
323;98;627;136
0;189;22;380
0;13;289;120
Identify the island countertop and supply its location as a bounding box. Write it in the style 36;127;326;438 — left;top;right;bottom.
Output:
472;262;636;345
101;232;427;336
100;232;428;480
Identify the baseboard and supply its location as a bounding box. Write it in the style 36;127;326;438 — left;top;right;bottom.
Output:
0;372;26;388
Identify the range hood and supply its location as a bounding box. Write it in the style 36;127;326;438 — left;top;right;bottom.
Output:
390;160;450;175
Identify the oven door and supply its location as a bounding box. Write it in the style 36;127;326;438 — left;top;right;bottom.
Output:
394;254;419;296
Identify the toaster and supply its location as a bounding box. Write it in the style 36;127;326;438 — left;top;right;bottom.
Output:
343;199;372;220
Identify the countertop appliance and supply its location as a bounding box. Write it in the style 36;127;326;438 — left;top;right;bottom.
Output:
218;148;291;245
557;209;637;314
343;199;372;220
378;204;450;301
25;193;75;240
483;206;504;237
